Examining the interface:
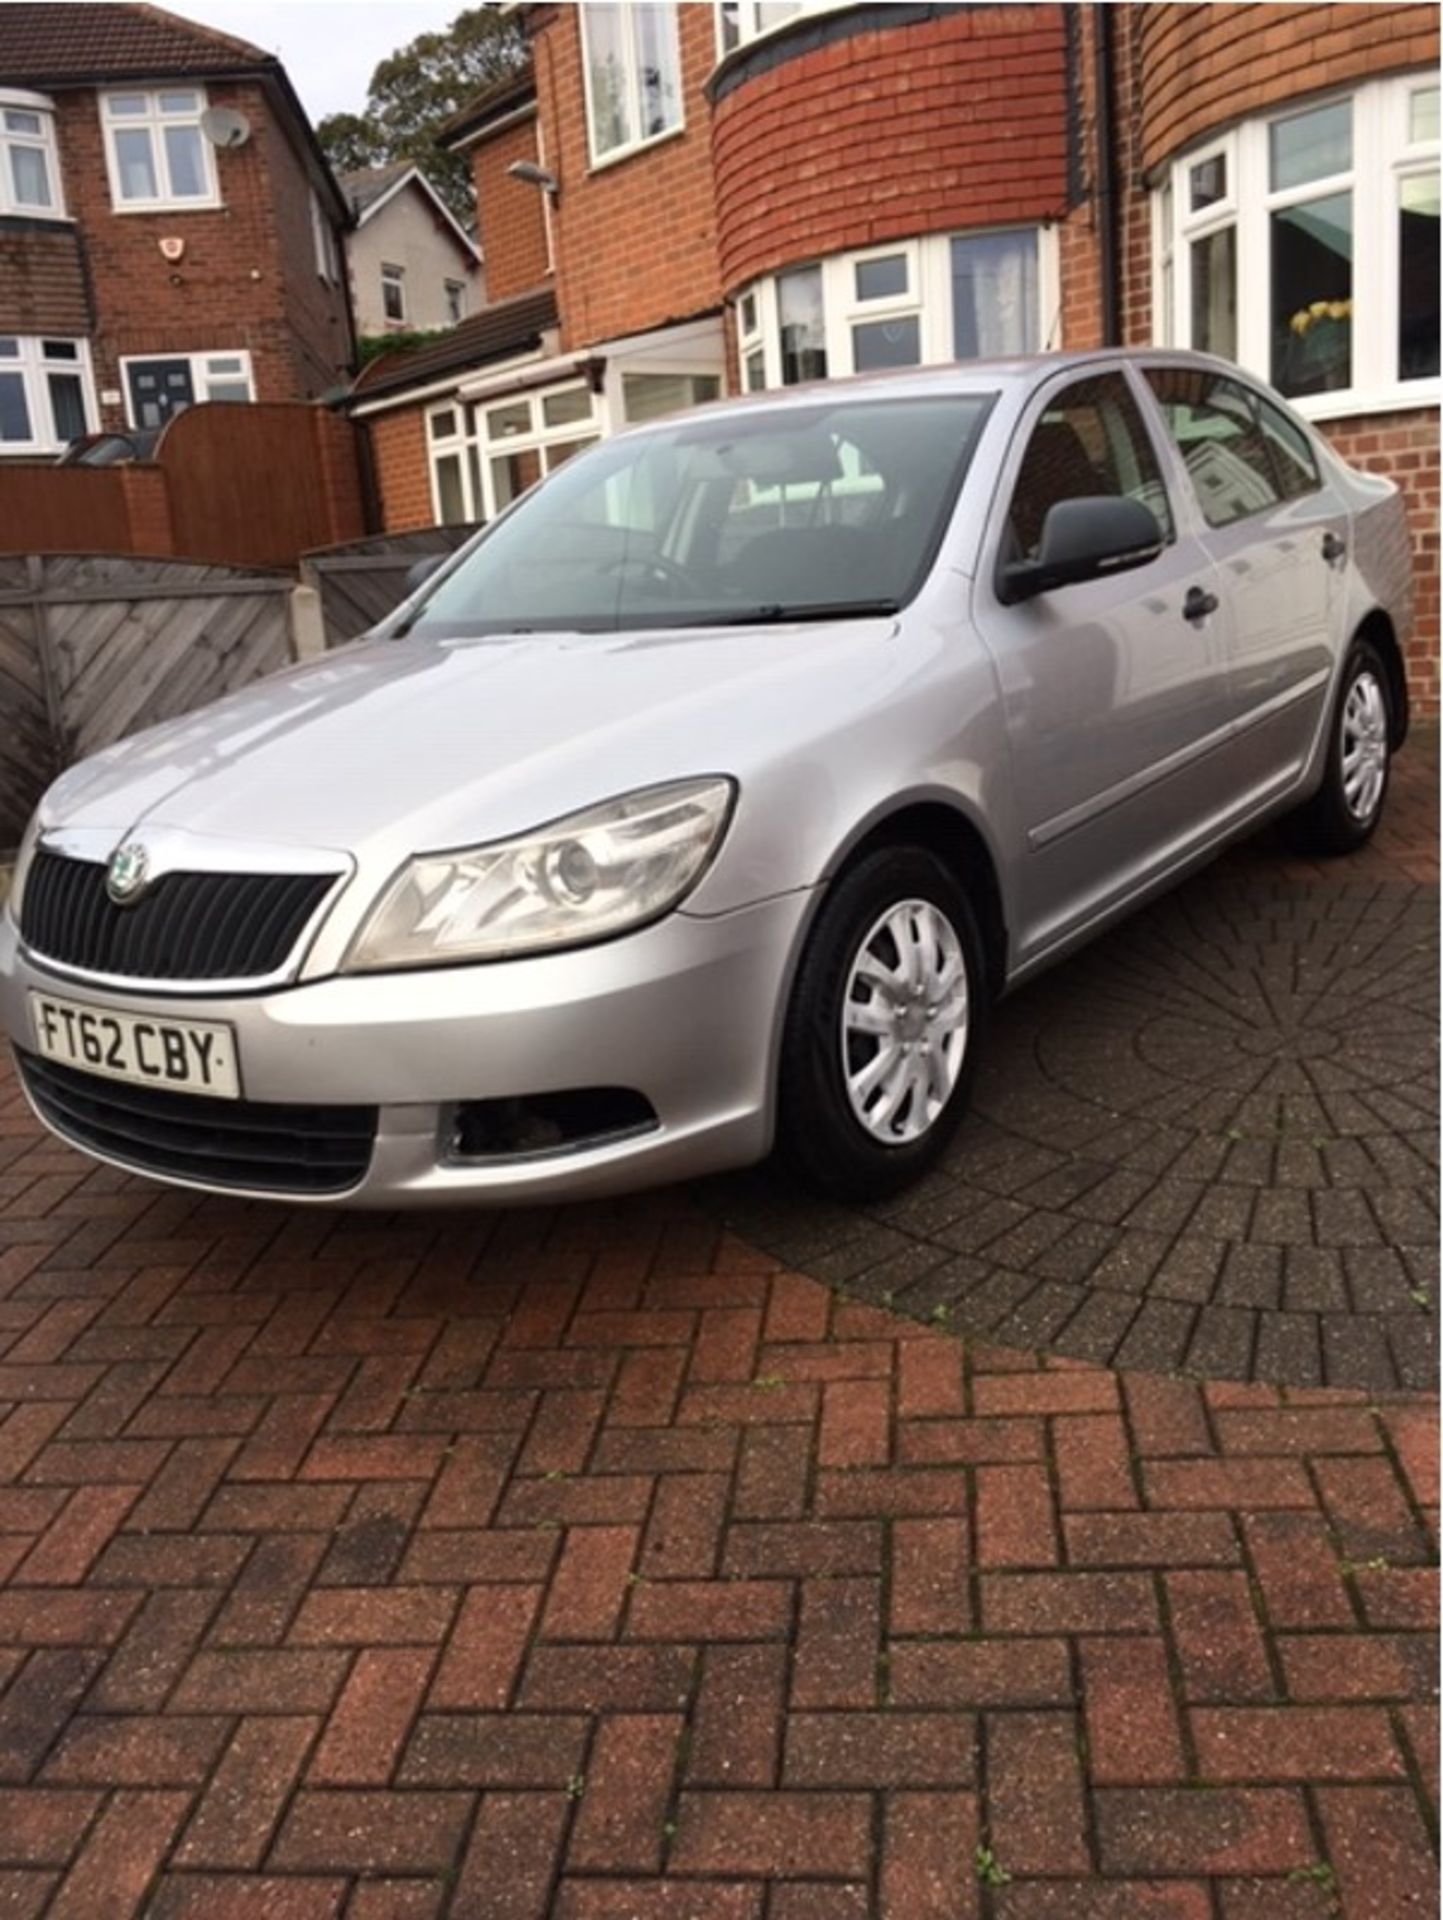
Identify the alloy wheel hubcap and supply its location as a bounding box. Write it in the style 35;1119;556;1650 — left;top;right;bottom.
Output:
841;898;969;1145
1340;671;1387;822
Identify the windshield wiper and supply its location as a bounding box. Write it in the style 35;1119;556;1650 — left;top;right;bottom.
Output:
710;598;900;626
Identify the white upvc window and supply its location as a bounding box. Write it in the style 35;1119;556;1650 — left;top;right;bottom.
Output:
101;87;218;211
428;380;605;525
0;337;97;452
580;2;683;167
0;90;64;217
445;279;468;325
715;0;855;57
310;187;339;282
120;349;254;429
382;263;407;323
737;226;1055;389
1156;73;1440;419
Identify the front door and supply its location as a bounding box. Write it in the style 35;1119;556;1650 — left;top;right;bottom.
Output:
127;359;195;431
974;367;1234;971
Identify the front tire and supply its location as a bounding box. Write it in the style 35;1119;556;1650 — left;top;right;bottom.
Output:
777;847;986;1201
1287;638;1393;857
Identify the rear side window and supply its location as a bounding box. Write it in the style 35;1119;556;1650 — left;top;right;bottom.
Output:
1144;366;1317;528
1006;372;1174;563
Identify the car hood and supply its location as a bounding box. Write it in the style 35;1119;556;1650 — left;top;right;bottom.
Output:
42;620;903;869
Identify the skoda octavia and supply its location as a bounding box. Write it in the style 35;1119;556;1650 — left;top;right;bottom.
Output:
1;352;1412;1205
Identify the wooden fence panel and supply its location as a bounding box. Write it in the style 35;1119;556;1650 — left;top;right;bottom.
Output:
301;524;480;646
0;554;292;850
0;467;140;556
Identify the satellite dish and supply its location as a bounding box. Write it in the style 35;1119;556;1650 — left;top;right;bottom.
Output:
199;106;251;149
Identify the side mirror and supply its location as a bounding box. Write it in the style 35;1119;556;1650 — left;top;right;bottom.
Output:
1001;496;1164;603
404;553;446;596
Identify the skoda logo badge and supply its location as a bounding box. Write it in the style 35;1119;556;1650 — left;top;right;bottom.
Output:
106;842;150;907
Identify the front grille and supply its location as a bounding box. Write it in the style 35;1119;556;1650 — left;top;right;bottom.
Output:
17;1051;376;1195
19;850;337;982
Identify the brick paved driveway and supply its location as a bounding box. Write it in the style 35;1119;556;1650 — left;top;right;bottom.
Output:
0;743;1436;1918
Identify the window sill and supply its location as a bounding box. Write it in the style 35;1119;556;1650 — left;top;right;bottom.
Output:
1294;382;1440;425
0;208;72;224
587;121;686;177
109;198;223;216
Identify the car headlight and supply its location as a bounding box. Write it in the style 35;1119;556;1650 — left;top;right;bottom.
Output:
344;777;735;971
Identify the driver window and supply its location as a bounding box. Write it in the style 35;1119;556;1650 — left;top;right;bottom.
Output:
1007;373;1173;563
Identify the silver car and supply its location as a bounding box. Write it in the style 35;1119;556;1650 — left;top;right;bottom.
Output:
1;352;1413;1206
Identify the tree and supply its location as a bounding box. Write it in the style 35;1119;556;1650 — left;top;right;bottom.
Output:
318;4;526;222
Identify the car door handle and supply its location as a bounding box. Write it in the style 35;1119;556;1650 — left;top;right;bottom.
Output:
1182;586;1219;623
1321;531;1347;564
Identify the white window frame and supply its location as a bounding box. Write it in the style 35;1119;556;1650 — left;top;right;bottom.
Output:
428;379;609;524
714;0;856;59
0;89;65;219
381;263;407;324
444;278;468;325
100;86;220;213
119;349;255;429
0;336;97;453
736;226;1058;388
580;1;685;170
1156;73;1440;420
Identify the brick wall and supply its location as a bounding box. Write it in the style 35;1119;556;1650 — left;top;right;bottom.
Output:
712;6;1068;297
470;114;552;303
368;403;435;532
47;80;349;428
1139;3;1439;175
531;2;721;348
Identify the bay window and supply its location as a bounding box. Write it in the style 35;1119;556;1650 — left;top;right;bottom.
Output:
0;338;96;453
1155;74;1440;418
0;91;63;217
715;0;855;56
581;2;683;166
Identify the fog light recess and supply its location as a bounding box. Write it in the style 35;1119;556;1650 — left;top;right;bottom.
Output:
448;1088;659;1161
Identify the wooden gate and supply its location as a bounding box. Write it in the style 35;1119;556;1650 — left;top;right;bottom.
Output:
300;524;480;646
0;554;292;849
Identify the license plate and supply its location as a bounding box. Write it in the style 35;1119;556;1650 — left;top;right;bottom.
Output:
30;993;240;1100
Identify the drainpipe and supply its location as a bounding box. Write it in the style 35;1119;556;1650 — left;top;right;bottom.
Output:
1093;3;1120;347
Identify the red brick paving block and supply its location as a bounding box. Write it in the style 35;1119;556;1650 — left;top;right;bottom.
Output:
977;1464;1058;1568
1381;1406;1439;1510
818;1378;891;1468
0;1589;138;1646
995;1886;1211;1918
486;1349;618;1392
815;1466;969;1518
568;1713;681;1872
767;1887;869;1920
1123;1375;1211;1455
208;1532;329;1647
170;1650;348;1715
1217;1883;1336;1920
986;1710;1090;1874
397;1387;537;1435
1214;1409;1380;1454
1096;1787;1313;1874
86;1589;221;1712
0;1787;99;1867
450;1789;568;1920
126;1436;240;1530
569;1309;695;1348
0;1404;71;1483
1053;1413;1138;1510
201;1484;353;1534
518;1644;695;1713
639;1474;728;1579
898;1338;964;1418
1313;1455;1432;1564
677;1382;818;1426
517;1390;606;1476
763;1340;893;1383
687;1307;762;1384
144;1876;347;1920
889;1639;1073;1708
540;1527;639;1641
890;1516;970;1635
41;1713;228;1786
399;1712;589;1787
555;1883;762;1919
429;1585;540;1710
898;1417;1044;1465
590;1429;736;1477
723;1520;881;1579
1079;1636;1186;1784
307;1647;435;1785
0;1488;65;1532
880;1789;977;1920
229;1397;337;1483
1352;1566;1438;1629
1399;1702;1438;1806
1242;1514;1353;1629
606;1348;686;1426
980;1571;1157;1634
670;1790;871;1878
1192;1705;1403;1781
785;1711;975;1787
763;1272;831;1343
345;1882;444;1920
1065;1511;1239;1567
1278;1632;1436;1702
421;1432;521;1529
10;1484;139;1584
791;1576;879;1708
92;1530;251;1588
627;1578;791;1642
500;1472;653;1530
1317;1785;1440;1919
172;1716;317;1868
974;1372;1119;1416
400;1527;558;1587
299;1434;445;1482
45;1786;188;1920
687;1643;785;1787
24;1437;172;1485
1142;1458;1314;1509
415;1315;503;1392
271;1788;473;1874
1165;1571;1276;1702
0;1650;104;1782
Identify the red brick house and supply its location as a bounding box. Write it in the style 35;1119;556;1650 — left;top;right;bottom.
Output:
356;1;1438;705
0;2;354;454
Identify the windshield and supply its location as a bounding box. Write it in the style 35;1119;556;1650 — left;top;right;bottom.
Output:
405;392;995;637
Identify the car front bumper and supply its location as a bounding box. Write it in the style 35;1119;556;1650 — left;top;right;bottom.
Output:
0;890;814;1206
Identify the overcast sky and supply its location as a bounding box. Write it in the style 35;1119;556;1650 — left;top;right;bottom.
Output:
180;2;463;122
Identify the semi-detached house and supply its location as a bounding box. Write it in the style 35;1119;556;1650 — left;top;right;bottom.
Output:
351;1;1439;710
0;2;354;454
